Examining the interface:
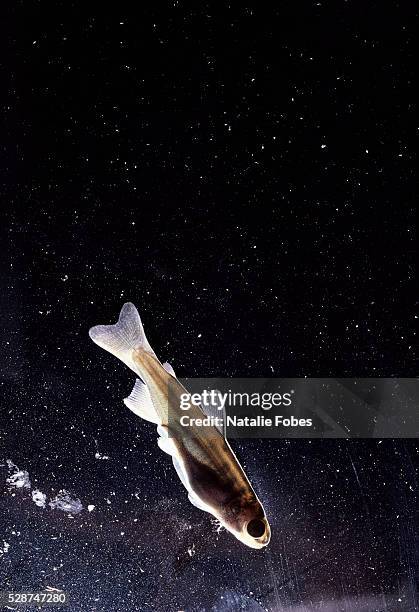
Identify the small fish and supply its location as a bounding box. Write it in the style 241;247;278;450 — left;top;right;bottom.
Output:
89;303;271;549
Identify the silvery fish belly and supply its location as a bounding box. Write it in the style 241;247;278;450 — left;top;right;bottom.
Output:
89;302;271;548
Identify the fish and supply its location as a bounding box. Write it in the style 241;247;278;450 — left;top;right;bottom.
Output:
89;302;271;549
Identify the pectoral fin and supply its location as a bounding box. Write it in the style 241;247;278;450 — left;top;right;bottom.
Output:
188;492;212;513
156;426;211;513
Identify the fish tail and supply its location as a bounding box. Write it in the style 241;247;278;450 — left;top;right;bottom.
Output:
89;302;154;369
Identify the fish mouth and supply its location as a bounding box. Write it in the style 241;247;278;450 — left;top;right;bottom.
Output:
245;518;271;548
247;518;266;538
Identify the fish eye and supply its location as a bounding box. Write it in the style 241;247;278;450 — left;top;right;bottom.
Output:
246;519;266;538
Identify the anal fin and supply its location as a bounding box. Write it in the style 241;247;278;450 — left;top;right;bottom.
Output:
123;379;159;424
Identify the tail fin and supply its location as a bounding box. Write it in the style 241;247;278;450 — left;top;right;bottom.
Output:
89;303;154;370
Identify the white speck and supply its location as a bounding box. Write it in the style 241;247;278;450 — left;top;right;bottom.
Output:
321;144;327;149
87;504;95;512
95;452;110;460
0;541;10;555
211;518;225;534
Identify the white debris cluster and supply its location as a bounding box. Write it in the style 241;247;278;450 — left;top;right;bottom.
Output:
3;460;90;515
32;489;47;508
49;490;83;514
6;460;31;489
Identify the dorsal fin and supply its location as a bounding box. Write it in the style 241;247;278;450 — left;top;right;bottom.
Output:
162;362;176;377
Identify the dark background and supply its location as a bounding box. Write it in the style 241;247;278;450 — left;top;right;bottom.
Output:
0;3;417;611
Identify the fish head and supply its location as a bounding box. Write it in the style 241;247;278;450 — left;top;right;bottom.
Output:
220;496;271;549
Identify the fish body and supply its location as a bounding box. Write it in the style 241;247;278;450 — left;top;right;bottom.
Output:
89;303;270;548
